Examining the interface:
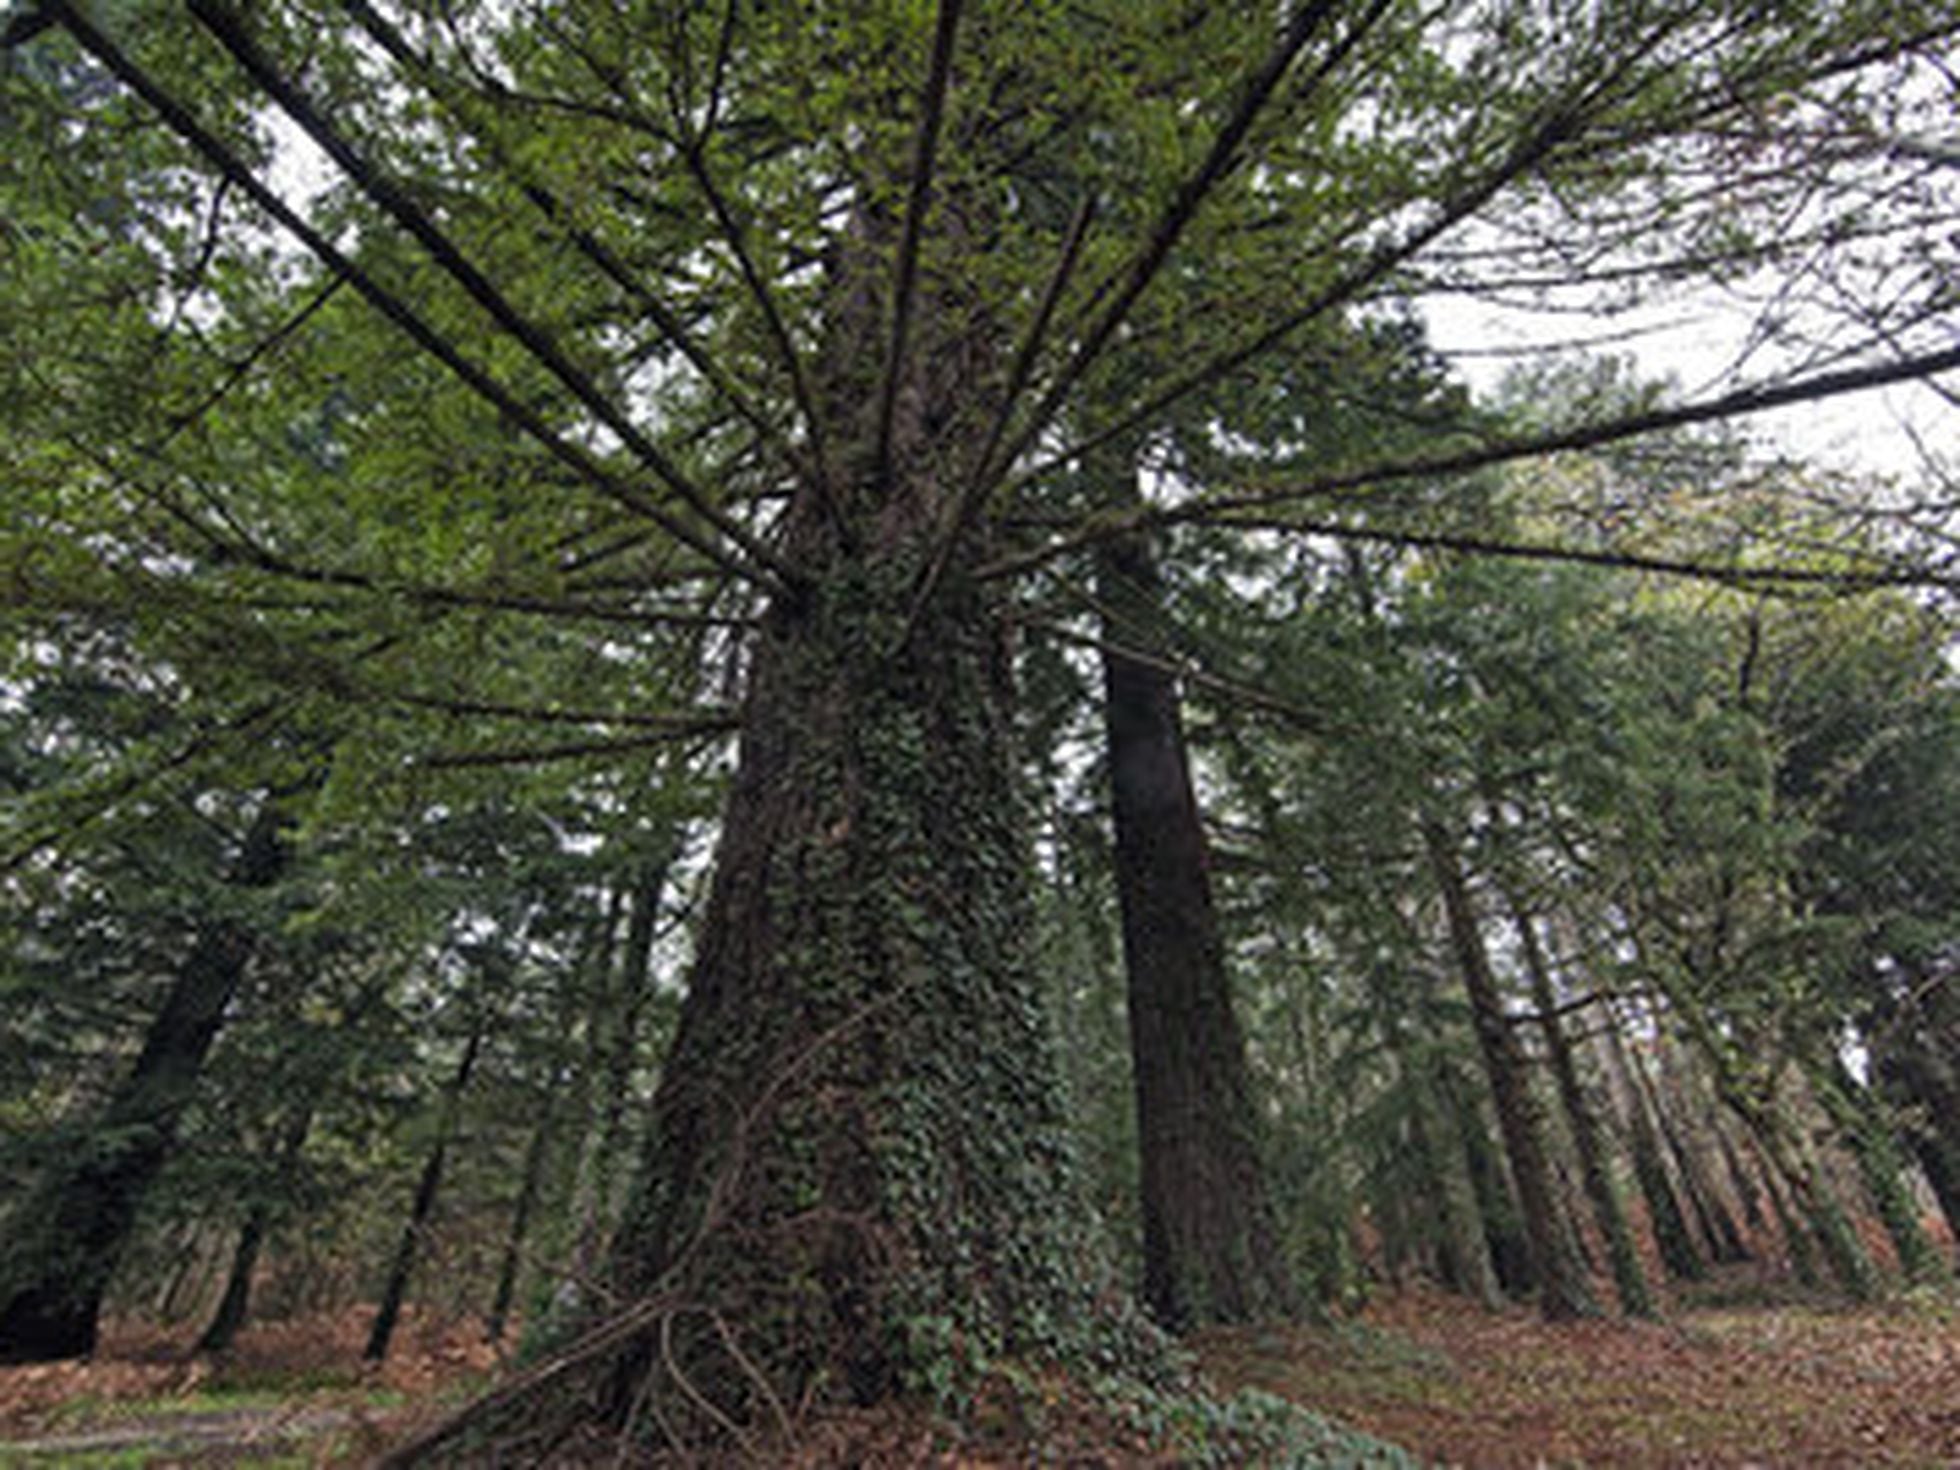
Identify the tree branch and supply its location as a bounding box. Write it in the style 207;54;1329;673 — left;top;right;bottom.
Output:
985;342;1960;582
185;0;792;586
45;0;784;596
873;0;965;490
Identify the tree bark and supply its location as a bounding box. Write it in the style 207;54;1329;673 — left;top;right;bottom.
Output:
487;1092;557;1345
1423;817;1598;1320
1095;523;1295;1330
575;562;1158;1450
0;805;286;1364
1444;1064;1536;1299
1653;1032;1749;1264
1401;1056;1500;1307
1598;1012;1705;1281
1871;977;1960;1260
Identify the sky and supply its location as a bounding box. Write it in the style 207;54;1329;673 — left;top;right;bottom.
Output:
1422;289;1956;491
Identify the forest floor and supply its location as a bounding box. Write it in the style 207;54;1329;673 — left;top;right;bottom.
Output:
2;1278;1958;1465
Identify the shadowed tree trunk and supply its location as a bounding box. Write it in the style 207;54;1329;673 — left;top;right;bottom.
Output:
487;1088;559;1345
1880;1043;1960;1257
1094;511;1295;1330
197;1104;314;1355
589;857;671;1239
366;1021;484;1363
1871;977;1960;1260
1400;1055;1501;1307
1424;817;1598;1320
565;855;671;1298
0;804;287;1364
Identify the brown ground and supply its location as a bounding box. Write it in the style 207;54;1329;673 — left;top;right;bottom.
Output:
1199;1281;1960;1467
3;1284;1958;1465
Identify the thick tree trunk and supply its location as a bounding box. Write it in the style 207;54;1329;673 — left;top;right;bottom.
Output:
573;561;1157;1451
1510;907;1653;1317
1423;817;1597;1320
1095;526;1295;1330
0;807;285;1364
366;1024;483;1363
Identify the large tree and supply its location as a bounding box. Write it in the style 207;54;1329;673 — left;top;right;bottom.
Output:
5;0;1957;1453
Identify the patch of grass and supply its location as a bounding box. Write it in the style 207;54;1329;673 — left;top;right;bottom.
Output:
47;1386;293;1429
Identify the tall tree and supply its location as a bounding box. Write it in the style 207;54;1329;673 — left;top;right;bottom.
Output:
0;800;290;1362
1091;446;1295;1328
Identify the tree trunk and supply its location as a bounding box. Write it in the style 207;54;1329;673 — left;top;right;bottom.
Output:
197;1104;314;1355
1511;907;1653;1316
1713;1116;1767;1235
1721;1087;1876;1300
0;806;286;1364
1401;1056;1500;1307
1821;1057;1943;1283
1597;1013;1703;1282
1653;1033;1749;1264
571;559;1159;1450
366;1023;483;1363
1449;1069;1536;1298
588;856;670;1256
1872;988;1960;1259
1759;1149;1822;1286
487;1090;558;1345
1423;817;1598;1320
1095;523;1295;1330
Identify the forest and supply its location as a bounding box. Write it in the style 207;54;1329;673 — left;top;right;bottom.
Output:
2;0;1958;1464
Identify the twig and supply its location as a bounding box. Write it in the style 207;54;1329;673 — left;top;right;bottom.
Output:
661;1309;757;1456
